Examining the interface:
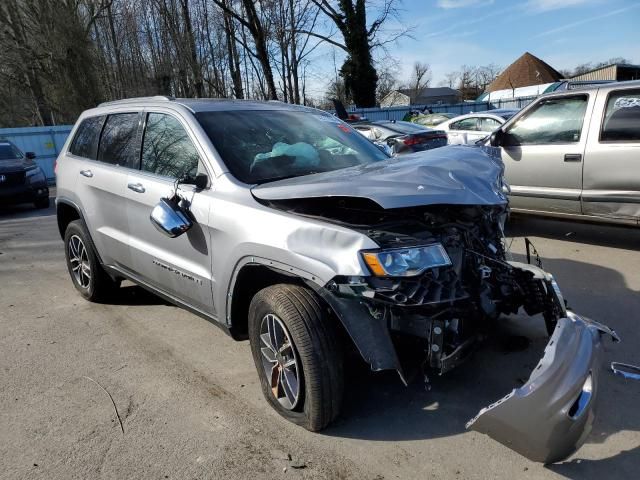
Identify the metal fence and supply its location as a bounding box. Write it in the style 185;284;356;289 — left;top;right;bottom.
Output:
346;96;538;121
0;125;72;184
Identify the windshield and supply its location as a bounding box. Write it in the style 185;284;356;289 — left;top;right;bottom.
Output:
0;143;23;161
196;110;389;184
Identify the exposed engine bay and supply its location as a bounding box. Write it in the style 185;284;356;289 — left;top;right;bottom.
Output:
264;196;566;376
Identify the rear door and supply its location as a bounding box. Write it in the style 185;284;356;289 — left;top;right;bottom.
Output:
125;110;214;313
500;94;593;214
447;117;479;145
581;87;640;222
71;112;141;268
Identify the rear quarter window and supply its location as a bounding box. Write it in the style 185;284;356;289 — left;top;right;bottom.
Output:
69;116;105;159
600;89;640;142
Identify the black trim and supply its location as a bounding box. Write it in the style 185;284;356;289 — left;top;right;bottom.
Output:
103;264;232;337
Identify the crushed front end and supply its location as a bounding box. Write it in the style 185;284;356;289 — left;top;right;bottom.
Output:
320;202;567;377
310;201;617;463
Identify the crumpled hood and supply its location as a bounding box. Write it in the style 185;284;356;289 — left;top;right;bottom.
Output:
0;159;28;173
251;145;507;209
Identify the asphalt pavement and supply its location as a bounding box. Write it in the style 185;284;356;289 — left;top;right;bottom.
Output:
1;193;639;479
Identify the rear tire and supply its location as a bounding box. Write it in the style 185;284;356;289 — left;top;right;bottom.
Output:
248;284;343;431
34;197;50;209
64;220;120;302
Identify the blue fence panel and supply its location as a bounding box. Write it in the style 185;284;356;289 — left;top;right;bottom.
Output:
0;125;73;184
346;96;538;122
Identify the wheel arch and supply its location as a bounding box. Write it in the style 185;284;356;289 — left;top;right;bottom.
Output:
227;262;308;340
56;198;83;239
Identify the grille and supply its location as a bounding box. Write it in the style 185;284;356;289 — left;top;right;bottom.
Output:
0;171;25;187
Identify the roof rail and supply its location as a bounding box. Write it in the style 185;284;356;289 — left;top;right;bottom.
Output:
98;95;175;107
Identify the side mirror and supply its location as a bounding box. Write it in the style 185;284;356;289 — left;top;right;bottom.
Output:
194;173;208;190
150;197;193;238
25;152;36;160
489;130;502;147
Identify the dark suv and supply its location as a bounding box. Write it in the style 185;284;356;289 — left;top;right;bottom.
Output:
0;140;49;209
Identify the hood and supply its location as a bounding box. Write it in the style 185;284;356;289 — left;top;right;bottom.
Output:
251;145;507;209
0;159;29;173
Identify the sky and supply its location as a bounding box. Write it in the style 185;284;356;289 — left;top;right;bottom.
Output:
304;0;640;98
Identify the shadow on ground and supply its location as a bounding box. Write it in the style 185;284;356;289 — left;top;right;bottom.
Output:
507;213;640;251
0;193;56;220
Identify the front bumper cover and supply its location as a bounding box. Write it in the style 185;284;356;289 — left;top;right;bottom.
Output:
466;311;619;464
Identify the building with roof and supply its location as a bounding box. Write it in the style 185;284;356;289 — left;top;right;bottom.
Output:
486;52;562;93
570;63;640;82
380;87;461;107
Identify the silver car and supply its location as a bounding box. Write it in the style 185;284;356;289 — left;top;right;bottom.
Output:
56;97;618;463
490;80;640;225
438;109;519;145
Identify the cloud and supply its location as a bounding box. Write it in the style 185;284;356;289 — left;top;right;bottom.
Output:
535;4;640;37
526;0;594;12
437;0;493;8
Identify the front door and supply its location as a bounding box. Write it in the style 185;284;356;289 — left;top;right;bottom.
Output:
500;94;592;214
447;117;480;145
125;111;214;314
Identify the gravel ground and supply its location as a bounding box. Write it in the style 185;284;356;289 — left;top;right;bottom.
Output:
1;192;639;479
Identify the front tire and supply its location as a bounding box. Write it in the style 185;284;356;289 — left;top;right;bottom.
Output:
248;284;343;431
64;220;119;302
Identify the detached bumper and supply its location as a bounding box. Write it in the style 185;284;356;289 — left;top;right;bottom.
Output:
466;311;619;464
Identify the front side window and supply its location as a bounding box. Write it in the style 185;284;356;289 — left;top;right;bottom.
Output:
506;95;588;145
601;89;640;142
141;113;200;179
69;116;105;160
195;110;388;184
450;118;478;131
97;113;140;167
479;117;502;131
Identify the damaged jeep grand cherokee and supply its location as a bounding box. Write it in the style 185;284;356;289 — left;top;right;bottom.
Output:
56;98;618;464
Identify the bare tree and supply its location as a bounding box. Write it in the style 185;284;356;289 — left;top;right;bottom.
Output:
404;61;431;100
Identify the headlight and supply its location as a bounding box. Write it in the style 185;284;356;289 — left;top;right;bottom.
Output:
26;166;40;177
361;244;451;277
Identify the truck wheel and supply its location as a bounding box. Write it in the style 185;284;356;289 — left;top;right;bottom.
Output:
248;284;343;431
64;220;120;302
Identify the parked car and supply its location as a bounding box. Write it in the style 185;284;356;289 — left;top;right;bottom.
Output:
438;109;519;145
353;120;448;154
488;80;640;225
0;140;49;209
56;97;618;464
407;111;458;127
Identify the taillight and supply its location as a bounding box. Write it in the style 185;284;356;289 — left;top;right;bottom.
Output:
54;158;58;174
403;133;448;146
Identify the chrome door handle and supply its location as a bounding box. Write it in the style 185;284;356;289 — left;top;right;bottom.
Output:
564;153;582;162
80;169;93;178
127;182;145;193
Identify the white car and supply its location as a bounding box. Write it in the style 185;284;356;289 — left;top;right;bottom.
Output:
438;109;519;145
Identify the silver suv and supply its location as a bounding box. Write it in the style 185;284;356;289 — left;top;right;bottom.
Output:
56;97;617;463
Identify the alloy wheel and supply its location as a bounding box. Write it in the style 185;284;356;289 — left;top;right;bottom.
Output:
259;313;301;410
68;234;91;289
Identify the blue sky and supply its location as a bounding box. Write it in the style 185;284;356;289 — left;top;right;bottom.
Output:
305;0;639;97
